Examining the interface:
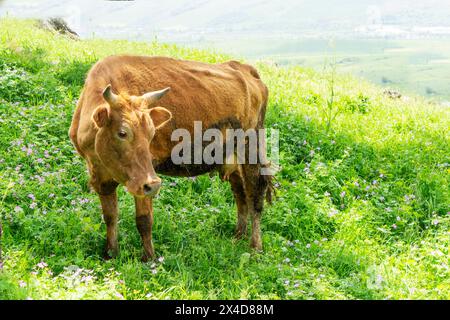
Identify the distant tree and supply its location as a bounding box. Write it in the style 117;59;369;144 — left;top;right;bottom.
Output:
381;76;392;84
426;87;437;95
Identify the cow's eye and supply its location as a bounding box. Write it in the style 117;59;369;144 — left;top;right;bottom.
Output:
117;130;128;139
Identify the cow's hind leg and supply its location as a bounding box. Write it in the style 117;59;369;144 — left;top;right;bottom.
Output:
134;197;155;262
99;190;119;259
242;164;269;251
229;171;248;239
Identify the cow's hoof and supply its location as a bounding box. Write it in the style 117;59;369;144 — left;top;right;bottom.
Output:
103;254;113;261
234;229;247;240
141;253;154;263
103;246;119;260
250;240;263;252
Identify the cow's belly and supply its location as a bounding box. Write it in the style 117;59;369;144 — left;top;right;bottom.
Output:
154;158;218;177
150;115;244;175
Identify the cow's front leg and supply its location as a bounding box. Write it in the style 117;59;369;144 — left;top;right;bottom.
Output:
99;192;119;259
134;197;155;262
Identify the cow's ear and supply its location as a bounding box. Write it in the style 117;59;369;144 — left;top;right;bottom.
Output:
92;106;110;128
149;107;172;130
142;87;171;109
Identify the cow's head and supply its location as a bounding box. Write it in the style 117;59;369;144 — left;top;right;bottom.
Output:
92;84;172;198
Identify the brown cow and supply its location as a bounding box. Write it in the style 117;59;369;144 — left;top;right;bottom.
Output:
69;55;272;261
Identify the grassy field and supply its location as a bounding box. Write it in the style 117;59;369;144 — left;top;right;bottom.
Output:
0;19;449;300
194;38;450;102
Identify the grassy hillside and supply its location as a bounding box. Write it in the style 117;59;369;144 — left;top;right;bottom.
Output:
194;38;450;101
0;19;448;300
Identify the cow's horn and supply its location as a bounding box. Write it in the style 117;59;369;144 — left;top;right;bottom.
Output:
142;87;171;107
103;84;119;105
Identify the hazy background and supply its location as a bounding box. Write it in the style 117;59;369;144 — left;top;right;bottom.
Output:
1;0;450;101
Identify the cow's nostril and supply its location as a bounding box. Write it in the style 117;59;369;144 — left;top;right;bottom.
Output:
143;184;153;195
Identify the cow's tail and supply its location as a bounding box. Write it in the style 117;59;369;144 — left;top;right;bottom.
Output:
257;83;276;205
261;163;277;205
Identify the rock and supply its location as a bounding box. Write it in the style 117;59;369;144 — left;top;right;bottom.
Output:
38;18;79;39
383;89;402;99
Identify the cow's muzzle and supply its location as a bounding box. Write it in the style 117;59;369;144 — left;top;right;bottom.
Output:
142;180;161;197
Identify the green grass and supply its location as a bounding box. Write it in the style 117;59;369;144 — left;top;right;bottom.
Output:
0;18;449;300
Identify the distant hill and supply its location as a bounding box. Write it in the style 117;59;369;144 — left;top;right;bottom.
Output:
2;0;450;40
